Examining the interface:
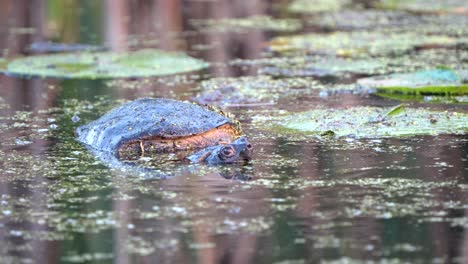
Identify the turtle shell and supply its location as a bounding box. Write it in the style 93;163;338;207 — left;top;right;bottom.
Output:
76;98;235;153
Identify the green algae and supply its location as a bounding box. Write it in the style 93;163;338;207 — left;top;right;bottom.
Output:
267;106;468;138
378;0;468;14
269;31;458;56
5;49;209;79
358;69;468;95
288;0;351;13
190;15;301;32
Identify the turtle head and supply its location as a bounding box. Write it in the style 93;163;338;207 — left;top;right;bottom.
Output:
187;136;252;165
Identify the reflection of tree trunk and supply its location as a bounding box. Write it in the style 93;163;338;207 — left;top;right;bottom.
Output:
105;0;129;52
462;209;468;263
114;200;132;264
154;0;183;51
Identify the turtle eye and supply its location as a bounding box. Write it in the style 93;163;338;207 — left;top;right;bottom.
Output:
219;146;236;160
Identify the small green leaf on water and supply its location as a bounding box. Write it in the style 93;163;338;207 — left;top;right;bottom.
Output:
384;104;406;117
5;49;209;79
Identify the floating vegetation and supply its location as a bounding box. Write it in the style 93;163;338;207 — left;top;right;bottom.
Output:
377;93;468;104
260;106;468;138
377;0;468;14
5;49;209;79
357;69;468;95
190;15;301;32
259;56;387;77
308;10;468;34
307;10;421;30
288;0;351;13
194;75;315;106
269;31;459;56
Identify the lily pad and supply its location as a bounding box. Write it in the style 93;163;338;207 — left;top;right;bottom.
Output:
288;0;351;13
190;15;301;32
260;56;387;77
378;0;468;14
193;75;314;106
269;31;458;56
275;106;468;138
5;49;209;79
377;93;468;104
357;69;468;95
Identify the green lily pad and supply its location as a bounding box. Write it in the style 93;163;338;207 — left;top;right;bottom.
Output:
378;0;468;14
260;56;387;77
194;75;314;106
190;15;301;32
275;106;468;138
377;93;468;104
357;69;468;95
269;31;459;56
5;49;209;79
288;0;351;13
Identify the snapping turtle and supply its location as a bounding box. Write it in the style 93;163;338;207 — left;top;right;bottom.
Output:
76;98;252;164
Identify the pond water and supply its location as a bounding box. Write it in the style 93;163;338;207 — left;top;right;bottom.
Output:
0;1;467;263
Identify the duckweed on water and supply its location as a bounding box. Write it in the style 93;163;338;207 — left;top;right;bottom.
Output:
259;106;468;138
5;49;209;79
358;69;468;95
190;15;301;32
269;31;459;56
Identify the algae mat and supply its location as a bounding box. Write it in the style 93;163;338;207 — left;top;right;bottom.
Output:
268;106;468;138
4;49;209;79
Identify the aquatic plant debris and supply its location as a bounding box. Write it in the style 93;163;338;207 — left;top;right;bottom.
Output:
259;56;386;77
358;69;468;95
271;106;468;138
377;0;468;14
190;15;301;32
288;0;351;13
269;31;458;56
4;49;209;79
194;75;315;106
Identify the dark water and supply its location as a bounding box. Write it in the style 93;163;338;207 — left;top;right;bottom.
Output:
0;1;467;263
